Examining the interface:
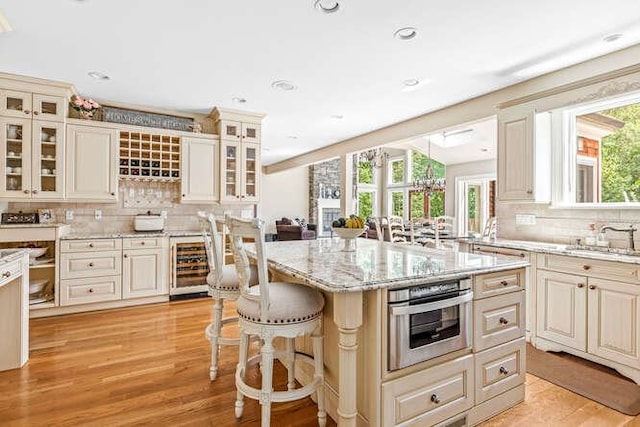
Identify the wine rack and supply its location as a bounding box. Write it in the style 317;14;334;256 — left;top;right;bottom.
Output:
174;242;209;289
119;131;180;180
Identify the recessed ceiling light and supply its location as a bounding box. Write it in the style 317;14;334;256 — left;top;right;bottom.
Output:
232;97;247;104
88;71;110;81
480;148;489;152
314;0;340;13
403;79;420;87
394;27;418;41
288;135;298;140
271;80;298;91
603;33;623;43
330;114;343;120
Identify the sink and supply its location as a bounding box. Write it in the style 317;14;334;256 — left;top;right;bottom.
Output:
565;245;640;257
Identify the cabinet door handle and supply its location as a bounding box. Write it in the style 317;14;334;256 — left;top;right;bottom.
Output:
430;394;440;404
24;110;30;115
32;189;38;194
33;111;39;115
500;280;509;286
499;317;509;325
577;283;585;288
519;253;525;258
526;189;533;194
2;271;10;278
589;285;597;290
23;189;30;194
88;262;94;267
583;265;591;270
111;192;115;196
499;366;509;375
182;194;186;197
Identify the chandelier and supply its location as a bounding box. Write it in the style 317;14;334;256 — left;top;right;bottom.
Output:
358;147;389;169
412;137;445;196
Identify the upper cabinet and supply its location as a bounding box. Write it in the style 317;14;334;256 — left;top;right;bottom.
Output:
66;124;118;202
1;90;66;122
180;136;218;203
211;108;265;204
0;117;65;199
497;104;535;202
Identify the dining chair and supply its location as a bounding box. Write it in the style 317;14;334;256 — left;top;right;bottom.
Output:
225;215;326;427
386;215;407;243
197;212;257;381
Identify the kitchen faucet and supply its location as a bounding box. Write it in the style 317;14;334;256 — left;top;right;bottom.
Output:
599;224;637;251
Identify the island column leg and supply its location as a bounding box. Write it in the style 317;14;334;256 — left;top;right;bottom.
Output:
333;291;363;427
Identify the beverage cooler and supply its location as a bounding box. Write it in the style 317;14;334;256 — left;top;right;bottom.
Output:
169;236;209;300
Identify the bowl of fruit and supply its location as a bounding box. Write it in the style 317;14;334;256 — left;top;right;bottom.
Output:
332;215;365;250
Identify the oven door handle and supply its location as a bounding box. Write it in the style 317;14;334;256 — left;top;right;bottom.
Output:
389;292;473;316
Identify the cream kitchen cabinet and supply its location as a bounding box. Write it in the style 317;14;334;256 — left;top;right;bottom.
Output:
497;104;535;202
180;136;218;203
220;140;260;203
218;119;261;144
536;254;640;383
1;117;65;200
122;237;168;298
66;124;118;202
0;89;66;122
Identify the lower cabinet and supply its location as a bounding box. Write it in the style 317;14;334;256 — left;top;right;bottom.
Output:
60;237;168;306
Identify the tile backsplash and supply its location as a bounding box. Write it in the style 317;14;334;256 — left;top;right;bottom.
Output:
5;180;252;235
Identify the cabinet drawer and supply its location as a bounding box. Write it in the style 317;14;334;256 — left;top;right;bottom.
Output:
382;355;474;427
473;245;529;259
60;251;121;279
0;257;23;287
61;239;122;252
474;291;525;351
474;268;525;300
122;236;165;249
475;338;526;404
537;254;640;284
60;276;121;306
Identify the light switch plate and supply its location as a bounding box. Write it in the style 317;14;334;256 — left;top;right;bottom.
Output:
95;209;102;220
65;210;74;221
515;214;536;226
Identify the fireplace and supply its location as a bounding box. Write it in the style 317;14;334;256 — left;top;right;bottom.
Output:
317;198;340;237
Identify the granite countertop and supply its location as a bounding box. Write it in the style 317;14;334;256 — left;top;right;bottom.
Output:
60;230;202;240
252;238;529;293
470;238;640;265
0;248;28;265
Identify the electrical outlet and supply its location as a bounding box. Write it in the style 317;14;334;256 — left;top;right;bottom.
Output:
515;214;536;226
95;209;102;220
65;210;74;221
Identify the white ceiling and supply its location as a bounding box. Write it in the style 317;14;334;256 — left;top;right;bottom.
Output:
1;1;640;166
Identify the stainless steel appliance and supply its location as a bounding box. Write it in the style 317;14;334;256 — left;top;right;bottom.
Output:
388;277;472;371
169;236;209;299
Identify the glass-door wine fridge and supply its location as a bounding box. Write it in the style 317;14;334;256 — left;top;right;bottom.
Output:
169;236;209;299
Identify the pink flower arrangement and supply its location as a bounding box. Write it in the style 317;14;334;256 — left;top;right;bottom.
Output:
70;95;100;117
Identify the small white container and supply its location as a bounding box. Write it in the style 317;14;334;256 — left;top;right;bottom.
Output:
134;211;165;231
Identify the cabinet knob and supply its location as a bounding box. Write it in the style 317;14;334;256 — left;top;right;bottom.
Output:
577;283;585;288
526;189;533;194
33;111;39;116
88;288;94;293
88;262;94;267
89;243;94;248
124;254;128;258
583;265;591;270
141;241;145;245
499;317;509;325
182;194;186;197
500;280;509;287
32;189;38;194
111;192;115;196
430;394;440;404
499;366;509;375
519;253;525;258
23;189;30;194
2;271;10;278
589;285;597;290
24;110;30;115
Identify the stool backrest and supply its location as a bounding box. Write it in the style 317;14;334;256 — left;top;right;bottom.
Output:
198;212;224;287
225;215;271;316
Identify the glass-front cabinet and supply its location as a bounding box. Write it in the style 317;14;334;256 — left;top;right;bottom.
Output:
0;90;66;122
220;140;260;203
1;117;64;199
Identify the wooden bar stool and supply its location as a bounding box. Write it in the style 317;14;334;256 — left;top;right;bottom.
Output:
225;215;326;427
198;212;257;381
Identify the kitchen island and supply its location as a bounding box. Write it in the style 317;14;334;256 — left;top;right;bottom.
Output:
0;248;29;371
258;238;529;426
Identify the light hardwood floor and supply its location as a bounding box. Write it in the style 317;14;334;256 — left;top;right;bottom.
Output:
1;298;638;426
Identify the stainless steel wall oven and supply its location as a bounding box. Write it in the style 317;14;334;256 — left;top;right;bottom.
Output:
388;277;472;371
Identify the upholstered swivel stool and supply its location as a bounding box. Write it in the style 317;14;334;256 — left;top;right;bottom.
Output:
226;215;326;427
198;212;257;381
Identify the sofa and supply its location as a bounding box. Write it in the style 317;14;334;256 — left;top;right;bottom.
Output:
275;218;317;241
